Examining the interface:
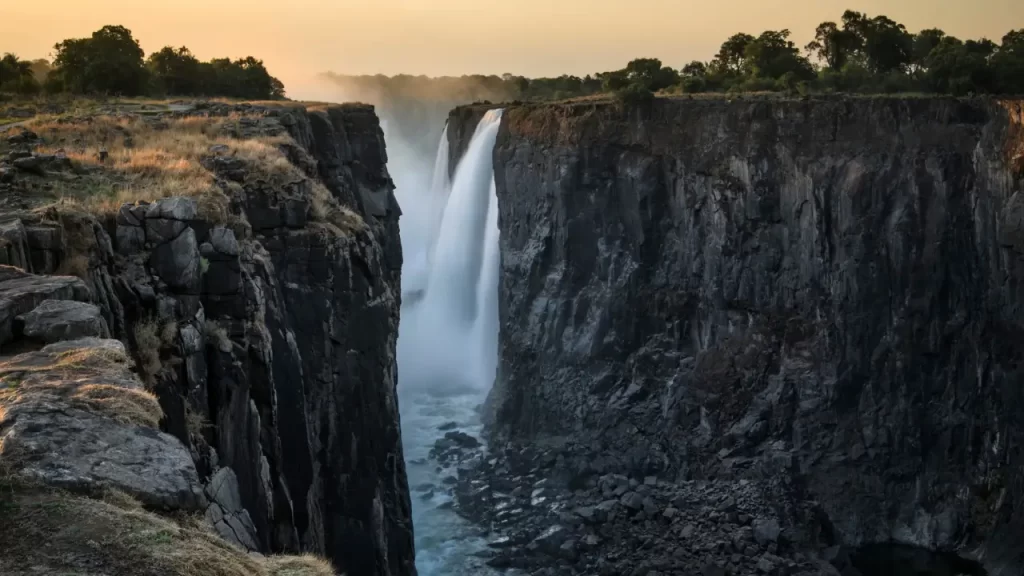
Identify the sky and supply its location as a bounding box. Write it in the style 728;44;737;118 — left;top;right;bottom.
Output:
2;0;1022;99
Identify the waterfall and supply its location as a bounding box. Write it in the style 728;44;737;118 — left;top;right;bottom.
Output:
392;109;504;575
423;125;451;269
398;109;503;393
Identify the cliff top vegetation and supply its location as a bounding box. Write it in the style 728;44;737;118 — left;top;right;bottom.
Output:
323;8;1024;104
0;100;364;238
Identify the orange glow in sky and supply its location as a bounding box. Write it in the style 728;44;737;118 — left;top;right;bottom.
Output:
2;0;1022;99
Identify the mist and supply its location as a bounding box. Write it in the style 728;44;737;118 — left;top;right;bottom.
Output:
301;71;506;574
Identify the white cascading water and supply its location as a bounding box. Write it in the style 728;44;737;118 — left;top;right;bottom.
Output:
391;110;504;575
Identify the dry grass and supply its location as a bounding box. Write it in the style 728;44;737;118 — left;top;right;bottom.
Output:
7;100;370;241
310;182;367;236
22;113;292;221
133;318;179;386
134;319;163;383
0;342;162;428
68;383;163;428
265;555;337;576
0;486;338;576
185;405;209;438
203;319;232;353
30;115;233;217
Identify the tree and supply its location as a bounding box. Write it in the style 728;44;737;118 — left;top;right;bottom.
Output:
965;39;997;57
599;69;630;92
0;53;39;94
841;11;913;73
713;33;756;73
744;30;815;81
29;59;52;84
52;25;148;95
623;58;679;91
197;57;285;99
148;46;201;95
924;37;994;94
806;21;861;70
681;61;707;78
991;29;1024;93
912;29;946;69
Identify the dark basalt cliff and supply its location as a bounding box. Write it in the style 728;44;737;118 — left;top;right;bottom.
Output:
450;96;1024;574
0;104;414;575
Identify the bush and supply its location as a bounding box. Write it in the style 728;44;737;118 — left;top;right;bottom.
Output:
616;83;655;104
0;54;40;94
680;76;708;93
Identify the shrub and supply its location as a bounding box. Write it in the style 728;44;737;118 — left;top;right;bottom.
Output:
615;83;655;105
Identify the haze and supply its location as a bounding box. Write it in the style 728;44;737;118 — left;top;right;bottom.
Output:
2;0;1021;99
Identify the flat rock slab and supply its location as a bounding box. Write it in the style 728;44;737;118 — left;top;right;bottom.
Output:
0;338;205;511
204;468;260;551
17;299;110;343
0;265;90;348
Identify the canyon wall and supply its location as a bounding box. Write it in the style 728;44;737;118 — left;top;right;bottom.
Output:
451;96;1024;574
0;103;414;575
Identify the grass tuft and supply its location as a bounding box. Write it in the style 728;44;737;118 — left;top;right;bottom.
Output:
0;342;162;428
0;486;339;576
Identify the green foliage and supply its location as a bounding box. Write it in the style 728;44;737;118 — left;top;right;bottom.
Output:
806;21;861;70
715;33;756;74
615;83;655;105
198;57;285;99
0;54;40;94
53;25;148;95
623;58;679;91
743;30;814;81
841;11;914;73
147;46;201;95
924;37;994;95
2;25;286;99
991;30;1024;94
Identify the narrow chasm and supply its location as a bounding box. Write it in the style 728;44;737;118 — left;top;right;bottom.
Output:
386;109;505;575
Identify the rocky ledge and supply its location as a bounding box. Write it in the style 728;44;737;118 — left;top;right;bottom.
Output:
446;96;1024;575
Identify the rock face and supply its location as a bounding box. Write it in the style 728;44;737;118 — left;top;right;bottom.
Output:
0;338;204;510
450;97;1024;574
17;299;110;343
0;103;413;575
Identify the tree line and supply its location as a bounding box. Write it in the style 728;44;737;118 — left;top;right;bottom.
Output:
0;25;285;99
327;10;1023;104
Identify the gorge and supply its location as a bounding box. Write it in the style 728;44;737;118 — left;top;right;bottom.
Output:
2;92;1023;576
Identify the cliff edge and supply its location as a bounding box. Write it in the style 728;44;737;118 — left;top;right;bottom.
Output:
0;101;414;575
449;96;1024;575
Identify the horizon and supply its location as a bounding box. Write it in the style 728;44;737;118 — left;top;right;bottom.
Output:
2;0;1022;99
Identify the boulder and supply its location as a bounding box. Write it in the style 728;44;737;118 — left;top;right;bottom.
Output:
444;430;481;449
12;154;61;175
532;525;570;555
6;129;38;145
752;518;781;547
17;299;110;343
145;197;198;245
621;491;644;511
0;338;205;511
204;467;260;551
0;266;90;347
208;227;239;257
150;227;201;292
